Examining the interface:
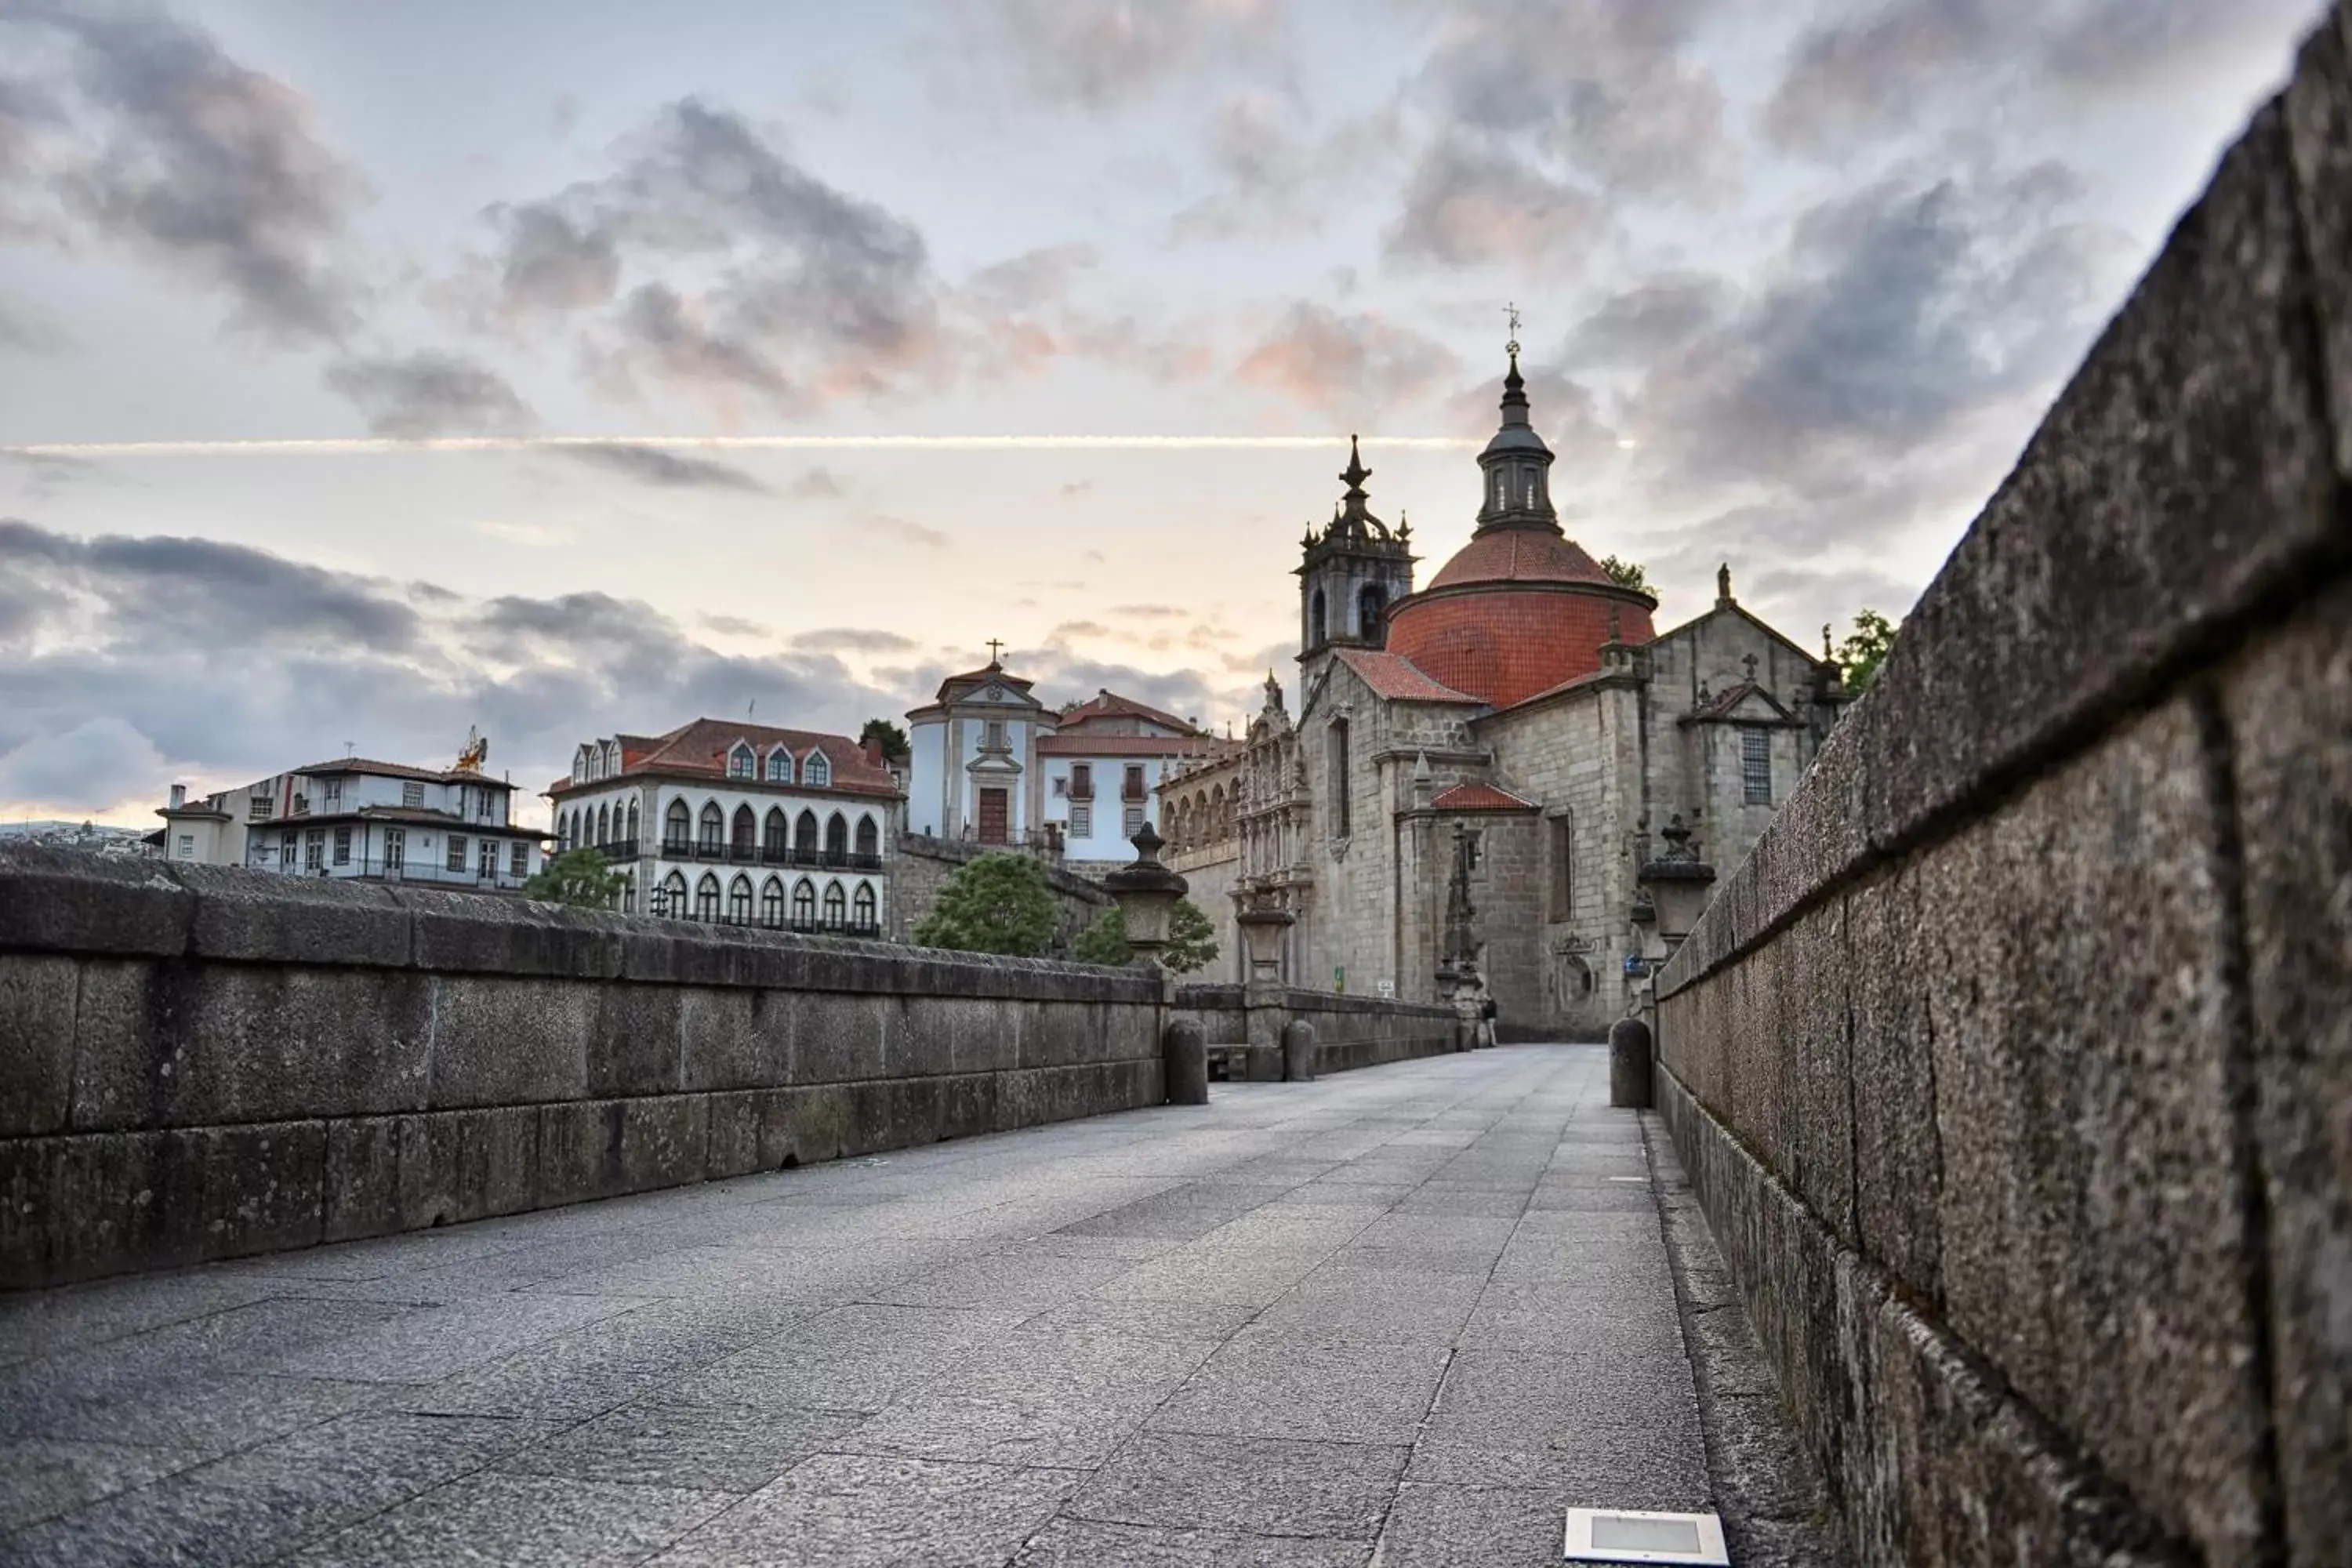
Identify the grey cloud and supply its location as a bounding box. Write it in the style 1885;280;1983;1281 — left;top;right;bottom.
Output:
1235;303;1461;420
964;243;1097;310
1107;604;1188;619
699;613;771;637
558;442;768;493
1762;0;2311;155
485;99;938;413
789;627;920;655
0;290;68;352
0;517;420;655
964;0;1283;111
2;5;368;343
860;512;950;550
1414;0;1733;198
1382;136;1605;270
1619;160;2114;499
1171;94;1403;241
1047;620;1117;640
0;521;909;816
1562;275;1732;369
789;466;847;500
325;350;535;439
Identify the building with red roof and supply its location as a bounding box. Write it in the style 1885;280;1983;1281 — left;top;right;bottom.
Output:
545;717;900;935
1157;350;1852;1022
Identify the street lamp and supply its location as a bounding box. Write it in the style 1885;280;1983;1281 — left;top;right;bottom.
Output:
1103;823;1188;968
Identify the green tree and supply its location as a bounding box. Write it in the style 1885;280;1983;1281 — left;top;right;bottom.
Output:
859;717;910;761
912;852;1058;955
523;848;628;909
1599;555;1652;596
1836;609;1900;692
1070;899;1220;973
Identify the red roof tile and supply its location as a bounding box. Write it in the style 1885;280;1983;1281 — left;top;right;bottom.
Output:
1054;689;1200;734
1386;583;1654;709
1331;649;1485;704
1428;783;1541;811
296;757;506;785
550;718;899;798
1427;527;1617;590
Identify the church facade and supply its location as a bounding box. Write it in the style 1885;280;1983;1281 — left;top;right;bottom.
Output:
1161;354;1850;1039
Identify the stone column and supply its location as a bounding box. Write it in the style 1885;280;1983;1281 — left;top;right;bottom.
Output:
1163;1016;1208;1106
1609;1017;1653;1108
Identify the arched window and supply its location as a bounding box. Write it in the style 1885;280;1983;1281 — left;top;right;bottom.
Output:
622;871;636;914
626;800;640;846
694;873;720;921
1309;588;1327;645
664;799;689;850
731;804;755;857
826;811;848;862
556;814;569;852
728;743;754;779
763;807;788;858
795;808;820;861
1327;718;1350;837
596;803;610;848
822;880;848;929
662;871;688;917
765;748;789;783
1357;584;1385;640
792;878;817;927
852;882;877;931
760;877;785;927
804;750;831;787
698;801;723;851
727;874;753;924
855;815;878;861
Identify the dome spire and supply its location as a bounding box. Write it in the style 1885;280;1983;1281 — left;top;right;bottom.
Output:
1474;307;1555;533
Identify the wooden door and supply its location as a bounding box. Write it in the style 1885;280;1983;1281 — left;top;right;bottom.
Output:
977;788;1008;845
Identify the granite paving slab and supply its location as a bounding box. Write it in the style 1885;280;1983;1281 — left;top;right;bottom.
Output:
0;1045;1829;1565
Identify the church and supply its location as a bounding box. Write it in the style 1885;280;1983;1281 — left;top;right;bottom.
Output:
1160;350;1852;1039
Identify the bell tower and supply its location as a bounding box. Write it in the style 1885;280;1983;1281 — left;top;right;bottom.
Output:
1296;435;1416;678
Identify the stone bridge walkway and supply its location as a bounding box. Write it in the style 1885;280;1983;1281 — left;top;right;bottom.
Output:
0;1045;1833;1566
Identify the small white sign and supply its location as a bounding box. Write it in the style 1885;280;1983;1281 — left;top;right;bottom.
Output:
1377;979;1396;998
1563;1508;1729;1565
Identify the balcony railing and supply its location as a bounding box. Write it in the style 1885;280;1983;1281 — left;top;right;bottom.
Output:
648;839;887;872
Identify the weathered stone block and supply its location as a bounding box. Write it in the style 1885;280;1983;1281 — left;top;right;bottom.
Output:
883;996;956;1078
673;985;768;1092
2285;11;2352;476
1845;866;1942;1306
1783;898;1853;1250
1861;106;2338;853
323;1112;463;1241
71;962;432;1132
177;866;411;968
451;1105;539;1220
0;956;78;1135
536;1096;708;1207
6;1120;327;1286
702;1090;763;1179
397;887;622;979
1919;698;2270;1564
791;993;887;1084
2222;574;2352;1568
426;976;593;1108
591;982;684;1096
0;844;189;958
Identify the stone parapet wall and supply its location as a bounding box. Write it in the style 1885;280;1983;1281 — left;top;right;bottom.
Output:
888;833;1112;951
1172;984;1459;1079
1653;16;2352;1566
0;847;1161;1290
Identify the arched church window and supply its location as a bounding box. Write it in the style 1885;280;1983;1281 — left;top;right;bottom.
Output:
795;808;819;859
804;751;831;787
822;881;848;929
764;807;788;857
1357;584;1385;638
792;878;817;927
694;873;720;921
697;801;723;851
1327;720;1350;837
728;743;753;779
1309;589;1327;646
760;877;785;927
661;870;687;916
855;816;879;859
731;804;755;855
766;749;789;782
852;883;877;931
726;875;753;924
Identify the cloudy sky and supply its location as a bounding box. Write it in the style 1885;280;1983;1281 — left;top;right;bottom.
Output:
0;0;2325;826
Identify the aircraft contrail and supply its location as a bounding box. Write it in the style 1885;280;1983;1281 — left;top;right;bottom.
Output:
2;434;1483;459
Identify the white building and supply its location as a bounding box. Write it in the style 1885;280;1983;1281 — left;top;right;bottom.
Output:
904;661;1232;866
903;656;1055;848
156;740;543;891
1033;691;1236;869
546;717;899;935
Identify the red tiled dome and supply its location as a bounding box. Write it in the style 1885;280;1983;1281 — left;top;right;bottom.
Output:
1426;528;1617;590
1387;529;1654;709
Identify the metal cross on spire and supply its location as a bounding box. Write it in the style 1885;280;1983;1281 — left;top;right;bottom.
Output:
985;638;1006;665
1504;301;1521;358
